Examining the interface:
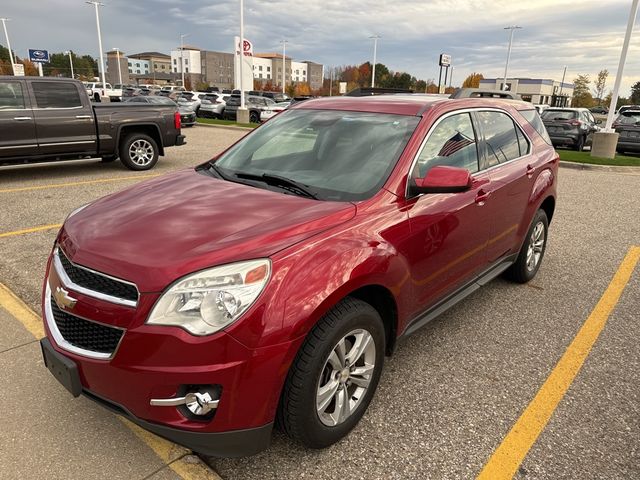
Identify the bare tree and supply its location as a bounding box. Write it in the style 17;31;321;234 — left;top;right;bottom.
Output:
593;69;609;105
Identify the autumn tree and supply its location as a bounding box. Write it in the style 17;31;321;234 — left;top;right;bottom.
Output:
462;72;484;88
630;81;640;104
572;74;594;107
592;69;609;105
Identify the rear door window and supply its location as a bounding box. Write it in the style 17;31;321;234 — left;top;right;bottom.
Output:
0;81;26;110
521;109;552;145
476;111;521;167
414;112;479;177
32;82;82;109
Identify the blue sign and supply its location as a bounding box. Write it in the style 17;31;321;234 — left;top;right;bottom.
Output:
29;49;50;63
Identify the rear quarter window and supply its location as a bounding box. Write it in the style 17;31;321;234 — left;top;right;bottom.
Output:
520;109;552;145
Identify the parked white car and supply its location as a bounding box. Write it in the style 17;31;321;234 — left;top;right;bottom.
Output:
199;93;231;119
260;101;290;122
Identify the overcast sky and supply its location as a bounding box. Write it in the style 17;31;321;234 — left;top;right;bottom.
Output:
2;0;640;95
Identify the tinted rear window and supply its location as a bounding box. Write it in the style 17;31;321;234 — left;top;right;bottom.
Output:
32;81;82;108
541;110;577;121
521;110;552;145
617;112;640;125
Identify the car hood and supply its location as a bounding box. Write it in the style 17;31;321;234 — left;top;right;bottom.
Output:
59;169;356;292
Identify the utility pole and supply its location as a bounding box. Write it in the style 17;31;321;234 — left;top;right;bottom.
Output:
503;25;522;91
280;39;288;95
329;67;333;97
0;18;16;75
86;2;107;96
113;48;122;85
369;35;381;88
558;65;567;106
64;50;75;78
180;33;189;88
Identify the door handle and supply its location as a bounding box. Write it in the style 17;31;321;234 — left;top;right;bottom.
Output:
13;116;32;121
475;189;490;206
526;164;536;176
75;115;92;119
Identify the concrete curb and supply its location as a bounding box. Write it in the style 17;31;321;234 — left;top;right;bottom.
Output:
559;160;640;174
195;122;254;132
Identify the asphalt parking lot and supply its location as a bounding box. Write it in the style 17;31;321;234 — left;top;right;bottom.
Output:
1;125;638;480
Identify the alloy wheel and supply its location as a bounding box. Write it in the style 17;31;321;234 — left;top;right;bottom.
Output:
526;221;545;271
128;139;155;166
316;329;376;427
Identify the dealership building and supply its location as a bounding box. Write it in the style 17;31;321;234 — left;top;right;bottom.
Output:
479;77;574;106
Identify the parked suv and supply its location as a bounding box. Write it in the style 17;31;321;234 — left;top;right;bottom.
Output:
41;95;558;457
541;107;600;150
224;94;275;122
613;109;640;154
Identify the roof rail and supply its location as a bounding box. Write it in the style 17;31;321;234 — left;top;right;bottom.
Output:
450;88;522;100
345;87;414;97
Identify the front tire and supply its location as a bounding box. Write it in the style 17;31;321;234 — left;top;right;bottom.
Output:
119;133;159;170
505;209;548;283
277;298;385;449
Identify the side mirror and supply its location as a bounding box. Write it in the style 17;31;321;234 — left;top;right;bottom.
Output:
596;119;603;125
410;166;472;195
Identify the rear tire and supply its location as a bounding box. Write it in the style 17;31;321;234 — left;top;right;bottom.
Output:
573;135;585;151
277;298;385;449
505;209;549;283
119;133;159;171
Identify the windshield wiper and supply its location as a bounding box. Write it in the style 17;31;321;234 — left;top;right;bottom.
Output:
234;172;318;199
208;162;231;180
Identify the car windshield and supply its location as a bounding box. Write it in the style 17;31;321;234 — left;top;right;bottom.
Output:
617;112;640;125
541;110;577;121
212;109;420;202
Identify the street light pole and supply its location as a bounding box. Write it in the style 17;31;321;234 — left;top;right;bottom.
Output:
558;65;567;106
280;39;288;95
604;0;639;131
502;25;522;91
64;51;75;78
0;18;16;75
86;2;107;95
369;35;381;88
179;33;189;88
113;48;122;85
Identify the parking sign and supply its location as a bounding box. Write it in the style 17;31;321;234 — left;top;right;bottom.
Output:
29;49;50;63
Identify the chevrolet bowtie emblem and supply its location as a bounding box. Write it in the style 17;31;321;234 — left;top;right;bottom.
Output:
54;286;77;310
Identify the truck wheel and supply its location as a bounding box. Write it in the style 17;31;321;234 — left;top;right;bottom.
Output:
277;297;385;449
119;133;159;170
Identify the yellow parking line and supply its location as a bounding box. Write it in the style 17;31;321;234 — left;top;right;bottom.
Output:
477;245;640;480
0;282;45;339
0;280;219;480
0;173;160;194
0;224;62;238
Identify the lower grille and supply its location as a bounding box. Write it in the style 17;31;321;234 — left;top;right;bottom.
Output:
50;296;123;355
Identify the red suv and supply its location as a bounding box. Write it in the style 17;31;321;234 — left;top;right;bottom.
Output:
41;95;558;457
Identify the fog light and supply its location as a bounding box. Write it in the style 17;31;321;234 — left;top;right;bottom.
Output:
185;391;217;416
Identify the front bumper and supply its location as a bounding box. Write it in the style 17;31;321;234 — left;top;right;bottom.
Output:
83;386;273;457
41;259;300;456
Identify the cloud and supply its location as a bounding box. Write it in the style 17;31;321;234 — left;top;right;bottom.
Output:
2;0;639;95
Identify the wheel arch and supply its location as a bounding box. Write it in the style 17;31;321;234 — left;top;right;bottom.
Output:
117;124;165;156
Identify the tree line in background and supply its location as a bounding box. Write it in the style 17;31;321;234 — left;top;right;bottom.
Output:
572;69;640;109
1;43;98;79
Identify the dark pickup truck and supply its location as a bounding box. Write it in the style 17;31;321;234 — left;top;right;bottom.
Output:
0;77;185;170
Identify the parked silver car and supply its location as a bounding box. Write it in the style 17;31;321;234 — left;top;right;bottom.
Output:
199;94;230;119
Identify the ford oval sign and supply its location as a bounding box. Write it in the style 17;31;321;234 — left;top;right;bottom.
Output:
29;49;50;63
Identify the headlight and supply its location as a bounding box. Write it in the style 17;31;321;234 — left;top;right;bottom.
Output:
147;259;271;336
